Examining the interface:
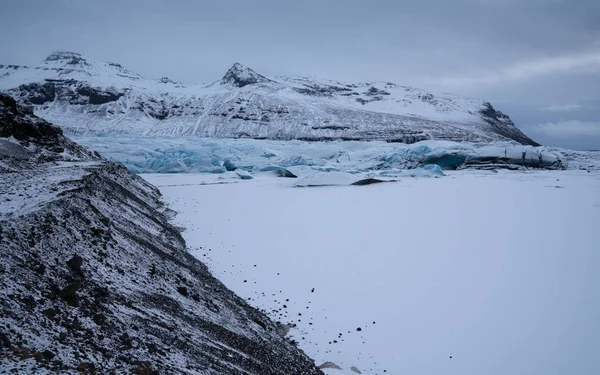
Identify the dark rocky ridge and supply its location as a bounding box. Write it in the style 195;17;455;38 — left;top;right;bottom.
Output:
0;93;322;374
16;81;124;106
479;102;539;146
0;93;93;160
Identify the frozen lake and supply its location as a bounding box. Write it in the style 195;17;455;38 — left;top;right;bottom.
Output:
142;169;600;375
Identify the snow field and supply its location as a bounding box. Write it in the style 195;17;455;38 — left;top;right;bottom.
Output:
142;170;600;375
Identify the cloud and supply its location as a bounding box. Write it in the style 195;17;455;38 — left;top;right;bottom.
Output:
539;104;584;112
430;50;600;86
526;120;600;138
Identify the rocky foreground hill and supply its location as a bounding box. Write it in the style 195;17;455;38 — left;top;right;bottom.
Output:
0;51;538;145
0;92;322;374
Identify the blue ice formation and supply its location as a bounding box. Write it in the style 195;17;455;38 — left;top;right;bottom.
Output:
422;164;444;176
70;135;567;177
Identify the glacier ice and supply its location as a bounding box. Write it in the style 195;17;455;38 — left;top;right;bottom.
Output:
280;155;312;167
223;159;237;171
295;172;361;187
235;169;254;180
422;164;445;176
69;135;577;181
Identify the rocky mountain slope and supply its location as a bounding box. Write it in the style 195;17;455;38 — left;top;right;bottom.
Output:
0;52;538;145
0;92;322;374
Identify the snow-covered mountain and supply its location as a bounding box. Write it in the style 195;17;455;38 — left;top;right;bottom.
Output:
0;93;322;374
0;51;538;145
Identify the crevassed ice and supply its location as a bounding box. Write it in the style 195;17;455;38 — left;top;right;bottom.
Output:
70;134;571;177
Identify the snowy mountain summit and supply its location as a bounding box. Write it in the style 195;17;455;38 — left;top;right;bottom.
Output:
0;52;538;145
221;62;274;87
41;51;143;81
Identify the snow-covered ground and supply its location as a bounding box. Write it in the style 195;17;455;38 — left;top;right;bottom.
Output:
142;169;600;375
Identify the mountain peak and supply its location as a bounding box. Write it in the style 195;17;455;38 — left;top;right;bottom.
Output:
221;62;272;87
38;51;144;80
44;51;88;65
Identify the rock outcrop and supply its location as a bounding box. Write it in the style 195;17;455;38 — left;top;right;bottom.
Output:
0;93;322;374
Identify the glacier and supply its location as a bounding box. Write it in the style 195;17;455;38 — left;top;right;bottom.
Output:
70;135;576;180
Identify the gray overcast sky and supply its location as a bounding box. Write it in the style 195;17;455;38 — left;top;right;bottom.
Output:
1;0;599;149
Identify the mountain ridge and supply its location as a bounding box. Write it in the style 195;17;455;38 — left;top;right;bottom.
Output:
0;52;539;145
0;92;323;374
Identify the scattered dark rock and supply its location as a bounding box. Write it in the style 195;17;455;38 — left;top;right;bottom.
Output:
42;307;58;319
119;333;132;348
253;318;267;330
59;281;81;304
20;294;37;308
352;178;386;186
92;286;109;299
176;286;188;297
0;331;11;349
148;263;157;277
42;350;55;360
35;264;46;275
92;313;106;326
66;254;83;273
77;362;96;373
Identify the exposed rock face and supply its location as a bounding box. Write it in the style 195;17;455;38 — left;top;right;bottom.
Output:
0;93;322;374
0;93;91;158
0;52;539;145
221;63;273;88
479;102;539;146
16;81;123;106
44;51;88;65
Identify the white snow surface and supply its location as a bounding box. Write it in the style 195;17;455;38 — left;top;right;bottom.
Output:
142;169;600;375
